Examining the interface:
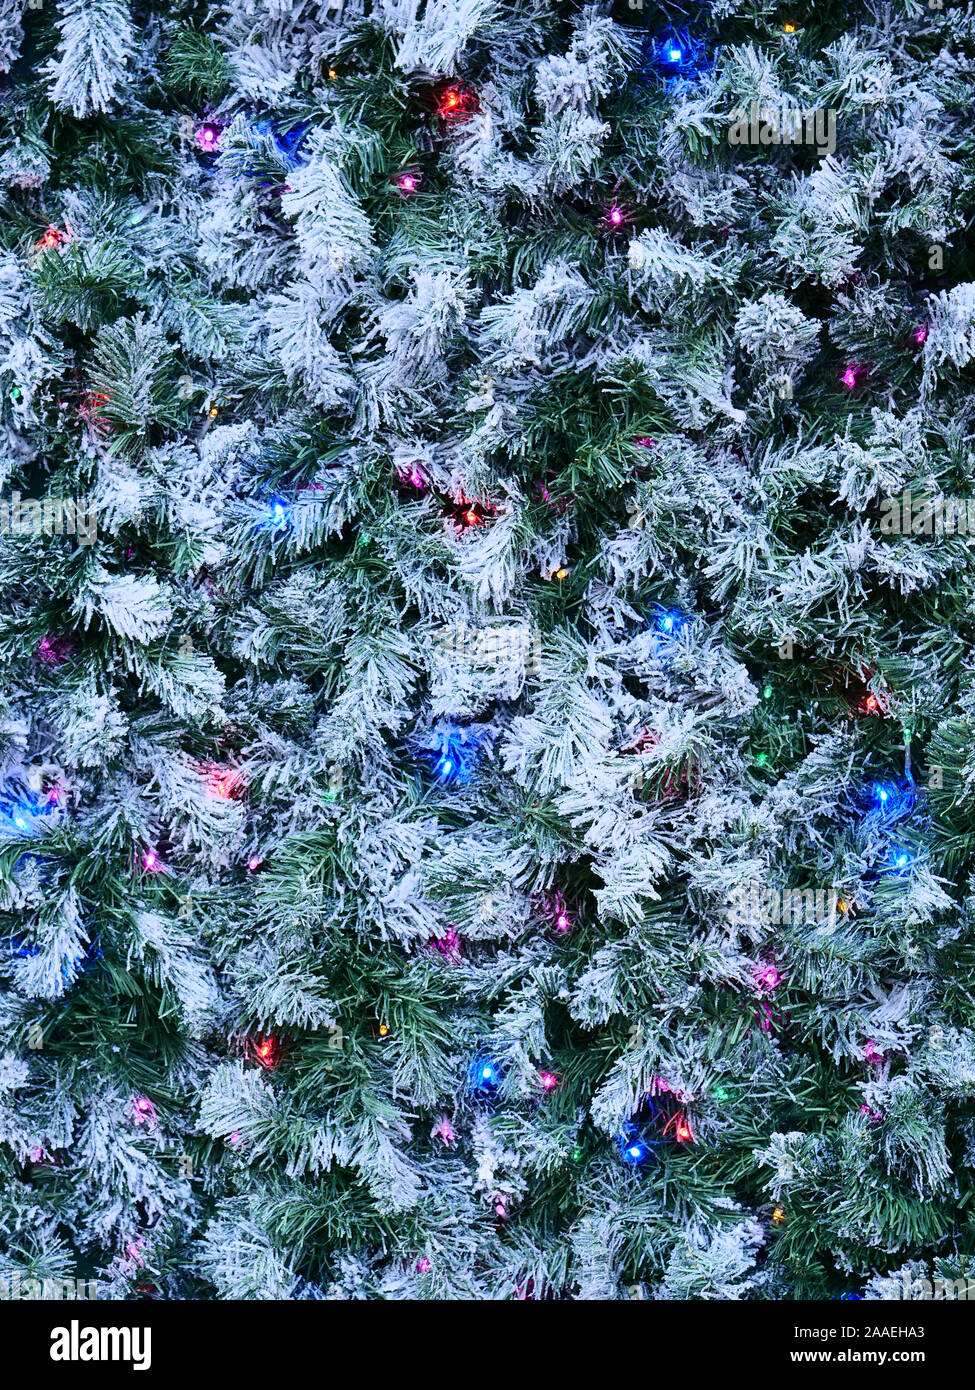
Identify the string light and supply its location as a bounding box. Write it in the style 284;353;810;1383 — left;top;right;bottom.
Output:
470;1055;502;1095
602;202;629;232
251;1036;281;1070
434;83;480;123
754;961;782;992
840;361;870;391
195;123;221;153
620;1134;648;1164
132;1096;157;1130
36;225;68;252
263;499;289;531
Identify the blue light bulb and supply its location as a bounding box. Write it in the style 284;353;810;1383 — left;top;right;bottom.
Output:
668;47;682;62
470;1055;501;1093
655;607;684;637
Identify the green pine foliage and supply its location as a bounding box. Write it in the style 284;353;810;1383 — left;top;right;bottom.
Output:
0;0;974;1302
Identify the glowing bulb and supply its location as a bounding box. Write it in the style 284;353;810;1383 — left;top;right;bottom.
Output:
783;21;796;33
773;1207;785;1222
247;856;261;872
471;1056;501;1092
539;1071;558;1091
841;366;858;389
667;47;682;62
195;123;220;153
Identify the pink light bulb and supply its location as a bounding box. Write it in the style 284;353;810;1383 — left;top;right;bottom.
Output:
539;1071;558;1091
247;855;261;872
195;124;220;153
416;1256;431;1272
755;962;781;991
913;323;928;345
841;365;858;390
142;849;161;872
132;1096;157;1131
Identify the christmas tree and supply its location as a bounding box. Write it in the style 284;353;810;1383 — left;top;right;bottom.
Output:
2;0;975;1303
